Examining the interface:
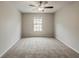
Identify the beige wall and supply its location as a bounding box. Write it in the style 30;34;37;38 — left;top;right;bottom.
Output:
54;2;79;53
0;2;21;57
22;13;54;37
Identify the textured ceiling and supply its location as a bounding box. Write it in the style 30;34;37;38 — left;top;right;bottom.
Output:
10;1;73;13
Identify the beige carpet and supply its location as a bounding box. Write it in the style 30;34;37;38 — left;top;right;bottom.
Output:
2;37;79;58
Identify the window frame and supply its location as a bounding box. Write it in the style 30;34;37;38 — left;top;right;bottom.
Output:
33;17;43;32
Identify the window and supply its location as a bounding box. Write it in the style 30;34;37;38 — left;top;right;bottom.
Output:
33;17;43;32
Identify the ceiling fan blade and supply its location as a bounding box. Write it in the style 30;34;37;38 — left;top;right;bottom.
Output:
38;1;42;6
29;5;36;7
44;6;54;8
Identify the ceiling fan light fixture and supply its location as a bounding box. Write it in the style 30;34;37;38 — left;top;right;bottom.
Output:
38;7;44;11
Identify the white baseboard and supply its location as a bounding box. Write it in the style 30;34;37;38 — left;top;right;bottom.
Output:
0;39;19;57
56;36;79;54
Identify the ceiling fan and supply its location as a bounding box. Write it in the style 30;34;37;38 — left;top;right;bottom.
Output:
29;1;54;12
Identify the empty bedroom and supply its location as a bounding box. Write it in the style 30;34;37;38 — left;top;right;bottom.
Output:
0;1;79;58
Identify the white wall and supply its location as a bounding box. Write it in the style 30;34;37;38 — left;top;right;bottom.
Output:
0;2;21;57
22;13;54;37
54;2;79;53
